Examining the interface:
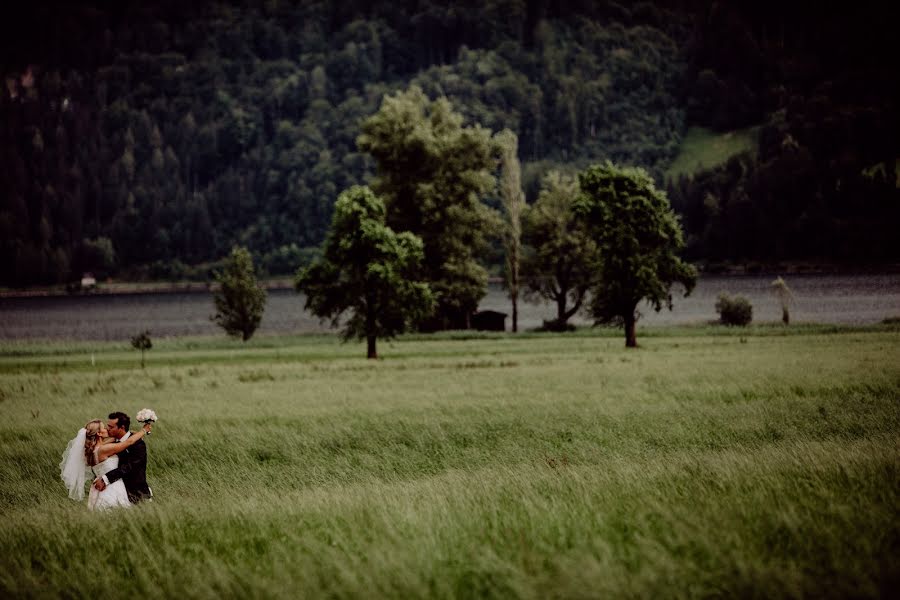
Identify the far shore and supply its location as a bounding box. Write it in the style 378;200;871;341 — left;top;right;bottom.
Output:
0;278;299;299
2;263;899;299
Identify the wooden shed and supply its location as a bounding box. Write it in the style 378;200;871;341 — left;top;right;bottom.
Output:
471;310;507;332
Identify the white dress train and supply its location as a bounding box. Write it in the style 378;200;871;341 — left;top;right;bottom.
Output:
87;451;132;511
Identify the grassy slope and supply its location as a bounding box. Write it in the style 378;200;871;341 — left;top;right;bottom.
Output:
665;126;758;179
0;327;898;598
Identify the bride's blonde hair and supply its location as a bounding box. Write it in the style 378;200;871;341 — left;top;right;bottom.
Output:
84;419;103;466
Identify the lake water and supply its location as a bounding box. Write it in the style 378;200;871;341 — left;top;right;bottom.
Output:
1;274;898;341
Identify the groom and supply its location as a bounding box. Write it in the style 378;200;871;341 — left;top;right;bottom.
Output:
93;411;152;503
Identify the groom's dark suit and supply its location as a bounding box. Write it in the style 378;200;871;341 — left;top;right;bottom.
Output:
103;432;152;503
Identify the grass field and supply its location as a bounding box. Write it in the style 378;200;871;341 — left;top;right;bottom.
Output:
665;126;758;179
1;325;898;598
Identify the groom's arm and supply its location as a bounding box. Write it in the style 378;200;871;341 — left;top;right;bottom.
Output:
102;440;146;486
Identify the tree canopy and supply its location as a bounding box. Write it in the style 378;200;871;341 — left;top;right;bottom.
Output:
358;85;496;330
295;185;433;358
0;2;896;287
130;330;152;368
212;246;267;341
522;170;599;331
575;162;697;347
495;129;525;333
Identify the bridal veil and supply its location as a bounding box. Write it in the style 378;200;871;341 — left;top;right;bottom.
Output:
59;428;91;500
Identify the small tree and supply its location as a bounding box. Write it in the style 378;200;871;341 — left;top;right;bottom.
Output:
771;276;794;325
522;171;600;331
295;186;434;359
212;246;267;341
495;130;526;332
715;293;753;326
130;330;152;368
575;162;697;347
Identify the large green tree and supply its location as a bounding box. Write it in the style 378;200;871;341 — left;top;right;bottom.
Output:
522;170;600;331
212;246;267;342
575;162;697;347
295;186;434;359
357;86;496;330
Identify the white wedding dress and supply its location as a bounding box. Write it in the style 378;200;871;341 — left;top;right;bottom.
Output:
87;451;132;511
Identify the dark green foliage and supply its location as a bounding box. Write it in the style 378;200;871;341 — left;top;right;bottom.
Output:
667;2;899;265
0;2;896;287
522;171;599;330
130;330;152;368
715;294;753;327
358;86;496;330
0;2;692;287
295;186;434;358
410;29;686;176
666;137;900;265
212;246;267;342
575;162;697;347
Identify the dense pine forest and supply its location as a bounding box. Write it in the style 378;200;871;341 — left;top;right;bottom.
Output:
1;0;897;286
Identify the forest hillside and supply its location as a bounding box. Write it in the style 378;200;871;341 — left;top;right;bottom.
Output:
1;0;897;285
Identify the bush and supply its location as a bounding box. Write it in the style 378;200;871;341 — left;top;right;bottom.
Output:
537;319;577;332
715;293;753;326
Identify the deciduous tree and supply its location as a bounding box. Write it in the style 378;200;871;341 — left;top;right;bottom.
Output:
212;246;267;341
357;86;495;330
522;171;599;331
130;330;152;368
575;162;697;347
295;186;434;359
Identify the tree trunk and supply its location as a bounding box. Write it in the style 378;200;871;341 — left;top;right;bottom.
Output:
511;257;519;332
512;294;518;333
365;296;377;359
556;295;567;325
782;308;790;326
624;313;637;348
565;291;584;322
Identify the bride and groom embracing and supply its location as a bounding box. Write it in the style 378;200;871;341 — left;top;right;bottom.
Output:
60;411;155;510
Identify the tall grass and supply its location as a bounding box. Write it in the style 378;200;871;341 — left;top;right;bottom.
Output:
1;328;898;598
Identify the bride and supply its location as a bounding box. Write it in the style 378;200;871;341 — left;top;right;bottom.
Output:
60;418;152;510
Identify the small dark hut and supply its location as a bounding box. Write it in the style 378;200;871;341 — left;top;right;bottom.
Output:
471;310;507;332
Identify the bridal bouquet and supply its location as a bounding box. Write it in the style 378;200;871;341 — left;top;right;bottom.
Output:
136;408;158;423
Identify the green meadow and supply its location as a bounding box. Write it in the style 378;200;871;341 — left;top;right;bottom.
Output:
665;126;758;179
1;325;898;598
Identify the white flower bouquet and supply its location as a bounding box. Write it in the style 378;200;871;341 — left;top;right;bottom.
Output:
136;408;158;423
